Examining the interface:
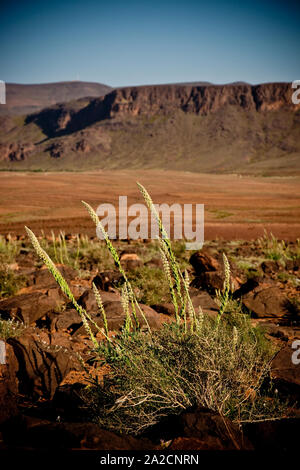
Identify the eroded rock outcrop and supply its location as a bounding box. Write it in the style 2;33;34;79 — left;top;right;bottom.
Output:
0;142;34;162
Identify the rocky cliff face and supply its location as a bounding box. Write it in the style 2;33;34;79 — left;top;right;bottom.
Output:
106;82;297;118
24;82;299;138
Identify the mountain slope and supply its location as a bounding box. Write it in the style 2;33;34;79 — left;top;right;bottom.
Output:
0;81;112;116
0;82;299;175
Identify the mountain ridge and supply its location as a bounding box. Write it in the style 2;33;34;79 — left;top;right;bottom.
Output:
0;81;299;175
0;81;112;116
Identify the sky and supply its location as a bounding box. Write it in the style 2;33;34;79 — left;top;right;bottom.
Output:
0;0;299;87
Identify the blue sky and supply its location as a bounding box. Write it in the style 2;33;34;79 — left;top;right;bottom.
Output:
0;0;299;86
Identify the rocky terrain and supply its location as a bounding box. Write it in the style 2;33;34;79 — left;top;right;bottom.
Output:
0;233;299;452
0;82;299;174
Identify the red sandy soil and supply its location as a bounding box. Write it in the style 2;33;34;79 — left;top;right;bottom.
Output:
0;170;299;241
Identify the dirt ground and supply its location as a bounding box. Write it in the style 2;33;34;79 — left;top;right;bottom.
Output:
0;170;299;240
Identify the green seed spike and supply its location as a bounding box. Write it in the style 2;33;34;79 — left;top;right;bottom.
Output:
25;226;99;349
92;282;110;340
82;200;151;334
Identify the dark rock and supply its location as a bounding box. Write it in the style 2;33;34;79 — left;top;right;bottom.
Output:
77;289;120;313
51;308;82;333
1;416;155;450
242;286;289;318
74;300;168;335
92;271;124;291
152;291;218;318
178;407;252;450
27;265;77;289
261;324;300;343
145;257;163;269
189;251;220;274
189;288;219;312
285;259;300;271
261;260;281;274
51;383;87;421
243;416;300;451
7;329;81;398
0;289;65;325
148;407;252;450
191;271;240;293
0;343;19;425
151;303;175;316
120;252;143;270
232;277;261;299
271;346;300;401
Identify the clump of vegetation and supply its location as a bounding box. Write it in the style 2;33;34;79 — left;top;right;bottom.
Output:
0;264;25;299
258;231;287;261
127;265;169;305
258;231;300;262
85;312;281;435
39;231;114;273
25;184;287;436
0;317;25;340
0;234;20;264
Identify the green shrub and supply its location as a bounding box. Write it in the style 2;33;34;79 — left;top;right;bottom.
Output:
25;184;287;436
258;231;287;261
0;264;25;299
258;231;300;262
127;266;169;305
84;312;280;435
0;234;20;264
0;317;25;340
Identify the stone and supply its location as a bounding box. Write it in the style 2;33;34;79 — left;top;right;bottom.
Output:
0;343;19;425
1;420;154;450
27;265;77;289
0;289;65;325
189;251;220;274
150;407;252;450
120;252;143;270
271;345;300;401
74;300;168;335
261;260;281;274
242;286;289;318
145;257;163;269
243;416;300;451
92;271;124;291
191;271;240;293
7;329;81;398
77;289;120;313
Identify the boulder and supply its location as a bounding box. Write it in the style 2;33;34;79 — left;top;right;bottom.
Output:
285;258;300;272
242;286;289;318
271;345;300;401
51;308;82;333
0;288;66;325
7;329;81;398
191;271;240;293
189;251;220;274
74;300;168;335
261;260;282;274
120;252;143;270
26;265;77;289
77;289;120;313
0;343;19;425
149;407;252;450
145;257;163;269
152;290;218;317
1;418;155;450
92;271;124;291
243;416;300;451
